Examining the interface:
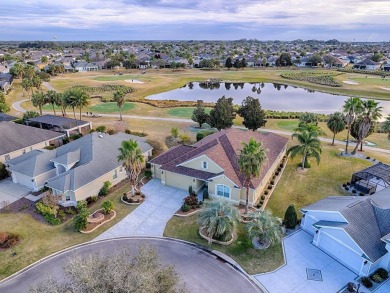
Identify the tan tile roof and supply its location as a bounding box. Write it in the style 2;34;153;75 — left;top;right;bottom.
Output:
151;128;288;189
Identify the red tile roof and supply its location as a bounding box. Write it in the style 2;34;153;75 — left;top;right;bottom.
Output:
150;128;288;189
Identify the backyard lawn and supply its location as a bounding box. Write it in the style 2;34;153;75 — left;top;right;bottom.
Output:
0;183;137;281
167;107;211;118
164;215;284;274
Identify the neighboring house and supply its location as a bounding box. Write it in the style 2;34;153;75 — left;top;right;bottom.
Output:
150;128;288;206
350;163;390;194
0;113;17;122
0;73;13;94
353;59;381;70
0;64;9;74
26;114;92;137
301;188;390;276
0;121;64;163
383;63;390;72
6;132;153;206
72;61;99;72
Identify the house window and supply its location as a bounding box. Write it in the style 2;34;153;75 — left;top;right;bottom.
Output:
119;166;123;173
202;161;208;169
4;154;10;161
216;185;230;198
113;169;118;180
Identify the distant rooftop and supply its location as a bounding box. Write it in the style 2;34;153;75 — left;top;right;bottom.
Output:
0;113;17;122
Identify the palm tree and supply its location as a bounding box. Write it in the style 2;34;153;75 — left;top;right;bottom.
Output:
287;129;322;170
327;112;346;145
238;138;267;215
197;198;239;244
351;100;382;154
23;65;35;80
381;115;390;140
73;89;90;120
62;89;77;118
45;90;61;115
246;210;283;249
31;91;47;115
117;140;144;196
113;90;125;121
343;97;363;153
21;78;33;98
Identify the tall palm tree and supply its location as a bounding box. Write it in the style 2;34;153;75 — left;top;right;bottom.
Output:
246;210;283;248
113;89;125;121
287;129;322;170
23;65;35;80
73;89;90;120
381;115;390;140
63;89;77;118
197;198;239;244
21;78;33;98
238;138;268;215
343;97;363;154
117;140;144;196
327;112;346;145
45;90;61;115
31;91;47;115
351;100;382;154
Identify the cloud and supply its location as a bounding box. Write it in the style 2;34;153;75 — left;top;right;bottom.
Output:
1;0;389;40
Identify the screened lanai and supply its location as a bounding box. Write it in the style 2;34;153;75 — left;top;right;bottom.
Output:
351;163;390;195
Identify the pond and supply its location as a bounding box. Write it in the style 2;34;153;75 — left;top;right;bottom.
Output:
147;82;390;117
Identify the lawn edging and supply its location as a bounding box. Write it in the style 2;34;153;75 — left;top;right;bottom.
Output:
174;208;201;217
120;195;144;206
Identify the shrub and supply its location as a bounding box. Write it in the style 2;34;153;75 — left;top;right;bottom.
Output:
202;189;209;201
359;192;365;197
73;202;89;230
261;195;265;200
371;273;382;283
298;161;311;168
256;204;262;208
361;276;373;288
268;185;273;190
342;183;347;188
196;130;215;142
277;167;282;172
0;233;20;248
284;204;298;229
345;187;350;191
101;200;114;214
44;214;61;225
0;162;9;180
279;163;284;168
366;156;371;160
264;190;269;195
375;268;389;279
65;208;75;215
260;200;264;204
96;125;106;133
270;180;275;185
58;210;66;220
107;129;115;135
86;196;94;205
352;189;357;194
184;195;198;206
188;185;194;196
181;204;190;212
275;171;280;176
272;175;276;180
347;182;350;185
146;139;164;158
91;196;98;202
99;181;111;196
145;162;151;169
144;169;152;179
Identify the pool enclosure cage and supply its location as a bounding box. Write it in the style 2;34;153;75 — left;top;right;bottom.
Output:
351;163;390;195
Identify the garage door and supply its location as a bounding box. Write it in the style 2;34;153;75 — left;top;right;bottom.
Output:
318;232;362;274
13;173;34;190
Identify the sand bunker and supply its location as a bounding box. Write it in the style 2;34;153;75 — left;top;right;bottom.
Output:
342;80;359;85
124;79;144;84
380;87;390;91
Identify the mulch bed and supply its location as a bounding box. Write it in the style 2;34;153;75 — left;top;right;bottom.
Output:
81;211;115;232
175;205;202;216
122;193;145;204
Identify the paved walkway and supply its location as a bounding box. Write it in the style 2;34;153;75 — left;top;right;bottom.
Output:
95;179;187;240
254;230;357;293
0;179;31;207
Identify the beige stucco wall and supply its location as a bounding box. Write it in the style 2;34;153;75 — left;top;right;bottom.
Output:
163;171;194;191
208;175;241;204
180;155;223;174
1;137;63;163
73;166;128;202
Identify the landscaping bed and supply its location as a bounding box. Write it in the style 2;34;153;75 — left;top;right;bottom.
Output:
121;192;145;205
0;232;20;250
79;209;116;233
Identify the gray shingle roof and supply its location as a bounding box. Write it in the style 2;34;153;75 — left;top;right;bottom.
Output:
28;114;89;130
0;113;17;122
51;149;80;166
0;122;64;156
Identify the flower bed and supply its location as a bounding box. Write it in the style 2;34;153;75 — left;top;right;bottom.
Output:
80;209;116;233
199;226;235;245
121;193;145;205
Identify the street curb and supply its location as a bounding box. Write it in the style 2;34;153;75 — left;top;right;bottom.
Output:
0;236;264;292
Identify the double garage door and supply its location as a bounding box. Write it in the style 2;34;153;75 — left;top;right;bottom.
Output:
318;232;362;274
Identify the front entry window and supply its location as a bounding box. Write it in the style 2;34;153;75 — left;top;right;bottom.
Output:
216;185;230;198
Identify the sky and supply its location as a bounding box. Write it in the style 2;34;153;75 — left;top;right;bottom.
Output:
1;0;390;41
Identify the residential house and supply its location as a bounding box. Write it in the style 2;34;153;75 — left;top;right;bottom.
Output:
0;113;17;122
0;121;64;163
0;73;13;94
383;63;390;72
26;114;92;137
150;128;288;206
72;61;99;72
353;59;381;70
301;187;390;276
0;64;9;74
6;132;153;205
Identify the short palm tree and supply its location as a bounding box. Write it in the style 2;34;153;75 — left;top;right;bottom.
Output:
117;140;144;196
246;210;283;249
197;198;239;244
238;138;267;215
381;115;390;140
113;90;126;121
31;91;47;115
343;97;363;153
351;100;382;154
287;129;322;170
45;90;61;115
326;112;346;145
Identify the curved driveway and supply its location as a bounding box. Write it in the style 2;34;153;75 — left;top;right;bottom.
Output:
0;238;261;293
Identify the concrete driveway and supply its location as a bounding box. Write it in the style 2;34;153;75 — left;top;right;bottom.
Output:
255;230;357;293
95;179;187;240
0;179;31;207
0;238;260;293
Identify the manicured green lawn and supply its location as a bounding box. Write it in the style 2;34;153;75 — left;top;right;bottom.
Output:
167;107;211;118
276;120;299;131
0;183;136;281
89;102;136;113
164;215;284;274
93;75;140;81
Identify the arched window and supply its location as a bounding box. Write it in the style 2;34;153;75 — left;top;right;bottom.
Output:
216;184;230;198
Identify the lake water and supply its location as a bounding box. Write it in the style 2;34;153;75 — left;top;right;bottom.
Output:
147;82;390;117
